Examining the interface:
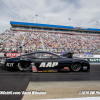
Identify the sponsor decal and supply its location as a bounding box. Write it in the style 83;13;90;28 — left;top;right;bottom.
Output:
43;70;57;72
32;65;37;72
39;62;58;67
63;67;69;70
32;67;36;70
32;67;37;72
83;66;87;70
63;67;70;71
38;71;44;72
44;70;48;72
48;70;52;72
6;63;14;67
32;63;37;72
31;63;34;65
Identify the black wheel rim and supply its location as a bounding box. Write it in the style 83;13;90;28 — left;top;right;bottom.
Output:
19;62;31;71
71;64;81;72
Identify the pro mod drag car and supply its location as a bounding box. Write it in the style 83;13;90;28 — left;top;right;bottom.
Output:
2;51;90;72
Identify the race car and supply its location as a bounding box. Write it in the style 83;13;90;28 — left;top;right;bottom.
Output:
2;51;90;72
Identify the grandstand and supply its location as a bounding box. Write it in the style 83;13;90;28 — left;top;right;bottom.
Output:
0;21;100;54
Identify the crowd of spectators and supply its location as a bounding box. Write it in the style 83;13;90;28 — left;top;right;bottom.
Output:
24;32;42;50
41;32;61;49
0;30;24;53
55;34;100;53
0;30;100;54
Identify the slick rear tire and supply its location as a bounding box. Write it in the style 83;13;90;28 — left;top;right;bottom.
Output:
18;62;32;72
71;63;82;72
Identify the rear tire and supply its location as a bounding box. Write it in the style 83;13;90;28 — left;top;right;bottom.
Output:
71;63;82;72
18;62;32;72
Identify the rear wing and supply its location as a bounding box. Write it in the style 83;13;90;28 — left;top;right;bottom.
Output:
62;52;74;58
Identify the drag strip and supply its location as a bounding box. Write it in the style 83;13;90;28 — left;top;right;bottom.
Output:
22;81;100;99
0;64;100;100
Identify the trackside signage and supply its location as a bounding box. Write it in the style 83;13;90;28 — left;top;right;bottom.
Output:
73;54;100;63
7;53;24;57
74;54;100;58
85;58;100;63
0;53;23;57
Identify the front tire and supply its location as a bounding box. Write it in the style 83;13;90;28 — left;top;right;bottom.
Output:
71;63;82;72
18;62;32;72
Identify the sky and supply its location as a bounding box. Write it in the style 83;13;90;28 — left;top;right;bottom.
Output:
0;0;100;34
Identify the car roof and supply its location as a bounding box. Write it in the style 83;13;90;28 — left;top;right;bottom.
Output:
19;51;59;57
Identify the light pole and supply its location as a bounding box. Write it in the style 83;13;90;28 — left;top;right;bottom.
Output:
35;14;38;23
96;21;99;28
68;18;71;26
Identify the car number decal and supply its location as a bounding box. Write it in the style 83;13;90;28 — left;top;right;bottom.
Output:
39;62;58;67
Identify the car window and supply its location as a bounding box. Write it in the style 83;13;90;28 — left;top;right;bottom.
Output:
21;54;35;58
35;53;59;58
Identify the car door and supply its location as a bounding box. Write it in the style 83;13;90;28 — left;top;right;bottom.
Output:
61;57;73;68
34;53;63;70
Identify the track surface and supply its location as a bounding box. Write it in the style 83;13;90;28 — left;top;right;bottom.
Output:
0;64;100;100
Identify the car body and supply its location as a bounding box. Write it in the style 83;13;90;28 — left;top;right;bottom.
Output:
3;51;90;72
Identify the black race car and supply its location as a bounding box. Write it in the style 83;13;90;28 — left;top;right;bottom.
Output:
2;51;90;72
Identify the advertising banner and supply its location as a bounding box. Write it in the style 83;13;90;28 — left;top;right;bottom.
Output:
0;53;4;57
73;54;100;58
7;53;23;57
84;58;100;63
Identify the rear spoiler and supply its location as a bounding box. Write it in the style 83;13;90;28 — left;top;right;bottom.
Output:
62;52;74;58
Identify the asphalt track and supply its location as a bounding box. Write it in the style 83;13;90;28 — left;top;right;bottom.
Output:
0;64;100;100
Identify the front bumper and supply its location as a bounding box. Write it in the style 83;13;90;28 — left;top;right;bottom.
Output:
82;62;90;70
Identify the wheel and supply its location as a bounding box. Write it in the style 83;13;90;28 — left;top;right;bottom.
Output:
18;62;32;72
71;63;82;72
